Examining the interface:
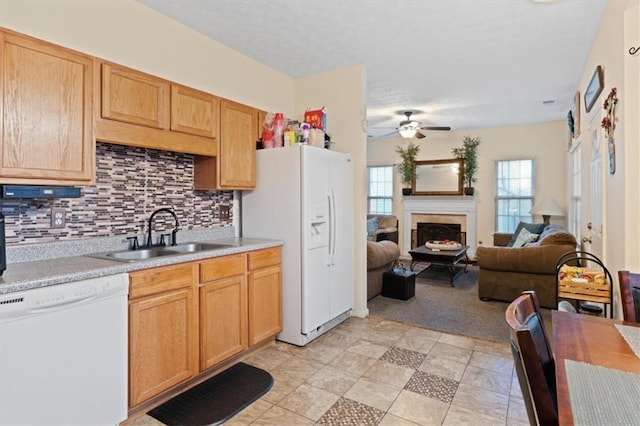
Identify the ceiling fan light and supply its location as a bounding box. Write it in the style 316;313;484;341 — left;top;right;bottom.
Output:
399;126;417;138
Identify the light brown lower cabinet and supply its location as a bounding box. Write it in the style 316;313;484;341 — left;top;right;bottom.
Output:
248;248;283;345
128;263;199;407
127;247;282;410
199;254;248;371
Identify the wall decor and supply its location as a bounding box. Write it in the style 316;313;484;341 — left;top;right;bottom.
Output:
601;87;618;175
566;111;574;151
630;45;639;55
584;65;604;113
412;159;463;196
573;91;581;138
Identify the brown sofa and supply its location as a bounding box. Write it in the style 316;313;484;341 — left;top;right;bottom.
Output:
367;240;400;300
367;215;399;244
476;225;577;308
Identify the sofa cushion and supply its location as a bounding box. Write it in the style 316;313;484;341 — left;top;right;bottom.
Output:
367;217;379;241
538;227;577;246
512;227;540;248
367;240;400;270
508;222;546;247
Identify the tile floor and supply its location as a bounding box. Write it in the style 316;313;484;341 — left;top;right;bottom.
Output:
133;316;528;425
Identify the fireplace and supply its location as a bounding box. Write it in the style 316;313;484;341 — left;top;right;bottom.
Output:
402;196;477;258
415;222;465;248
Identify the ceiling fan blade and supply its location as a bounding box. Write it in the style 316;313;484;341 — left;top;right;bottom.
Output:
414;131;426;139
368;130;399;139
420;126;451;131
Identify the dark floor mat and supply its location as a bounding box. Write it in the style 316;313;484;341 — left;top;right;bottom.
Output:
148;362;273;426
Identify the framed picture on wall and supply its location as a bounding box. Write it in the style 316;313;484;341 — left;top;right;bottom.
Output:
573;91;581;138
584;66;604;113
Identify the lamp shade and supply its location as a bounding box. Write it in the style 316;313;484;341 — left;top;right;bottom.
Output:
530;197;563;225
529;197;564;216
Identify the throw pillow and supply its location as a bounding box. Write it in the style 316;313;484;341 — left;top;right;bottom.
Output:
507;222;546;247
367;217;379;241
512;227;540;248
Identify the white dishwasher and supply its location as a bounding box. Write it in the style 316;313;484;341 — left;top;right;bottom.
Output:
0;273;129;425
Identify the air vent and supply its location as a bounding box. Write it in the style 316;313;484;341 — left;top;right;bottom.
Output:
0;297;24;305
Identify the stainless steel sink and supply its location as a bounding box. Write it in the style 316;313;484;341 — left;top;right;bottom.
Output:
167;242;234;253
87;248;177;262
85;241;235;263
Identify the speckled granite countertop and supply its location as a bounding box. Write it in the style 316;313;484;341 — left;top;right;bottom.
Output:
0;237;283;295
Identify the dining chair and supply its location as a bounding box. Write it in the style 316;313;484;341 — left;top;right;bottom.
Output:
506;291;558;426
618;270;640;323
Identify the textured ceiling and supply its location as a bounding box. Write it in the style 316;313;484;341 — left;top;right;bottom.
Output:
138;0;607;137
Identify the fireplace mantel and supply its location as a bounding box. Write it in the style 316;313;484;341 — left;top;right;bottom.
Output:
402;196;477;258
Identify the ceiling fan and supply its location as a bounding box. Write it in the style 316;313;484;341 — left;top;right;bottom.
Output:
370;111;451;139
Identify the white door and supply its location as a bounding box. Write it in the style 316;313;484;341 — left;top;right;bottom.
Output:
588;122;604;258
329;151;354;318
301;146;331;334
568;142;582;240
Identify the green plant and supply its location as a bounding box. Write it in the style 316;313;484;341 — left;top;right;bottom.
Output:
452;136;481;188
395;142;420;187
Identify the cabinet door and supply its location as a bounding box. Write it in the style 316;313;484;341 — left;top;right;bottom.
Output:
219;99;256;189
256;109;267;141
0;30;94;184
200;276;247;370
129;288;198;407
101;62;169;129
248;264;282;346
171;84;220;139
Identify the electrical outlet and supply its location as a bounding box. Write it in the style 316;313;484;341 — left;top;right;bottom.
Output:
51;208;66;228
219;205;230;220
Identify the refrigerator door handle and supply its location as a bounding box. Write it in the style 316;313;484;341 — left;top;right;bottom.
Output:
327;194;333;266
330;190;337;265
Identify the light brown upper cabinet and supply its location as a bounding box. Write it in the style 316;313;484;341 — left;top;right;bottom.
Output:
194;99;257;190
171;84;220;139
96;61;219;156
0;29;95;184
100;62;169;129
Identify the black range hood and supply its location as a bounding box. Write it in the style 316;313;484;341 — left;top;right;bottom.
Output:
1;185;81;199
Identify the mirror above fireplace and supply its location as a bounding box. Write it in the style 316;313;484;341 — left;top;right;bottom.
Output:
412;159;464;196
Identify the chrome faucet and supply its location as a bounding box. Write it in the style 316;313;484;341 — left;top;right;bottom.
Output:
146;208;180;247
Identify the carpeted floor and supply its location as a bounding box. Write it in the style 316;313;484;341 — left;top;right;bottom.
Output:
368;263;553;343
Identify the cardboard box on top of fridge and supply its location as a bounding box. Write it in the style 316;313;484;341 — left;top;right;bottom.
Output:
304;107;327;131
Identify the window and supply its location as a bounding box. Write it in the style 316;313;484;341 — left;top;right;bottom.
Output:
368;166;393;215
495;159;534;232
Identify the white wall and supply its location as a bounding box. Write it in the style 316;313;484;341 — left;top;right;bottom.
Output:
294;65;369;317
368;120;566;254
573;0;640;319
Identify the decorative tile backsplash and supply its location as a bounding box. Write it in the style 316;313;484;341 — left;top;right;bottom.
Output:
1;143;233;245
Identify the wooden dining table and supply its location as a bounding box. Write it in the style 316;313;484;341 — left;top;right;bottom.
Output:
552;310;640;425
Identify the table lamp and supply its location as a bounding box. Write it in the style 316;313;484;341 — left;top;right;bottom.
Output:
530;197;564;226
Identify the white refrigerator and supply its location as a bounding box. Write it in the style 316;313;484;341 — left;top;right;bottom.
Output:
242;145;354;346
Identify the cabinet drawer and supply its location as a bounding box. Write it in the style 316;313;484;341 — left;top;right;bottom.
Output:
248;247;282;271
200;254;246;283
129;263;197;299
